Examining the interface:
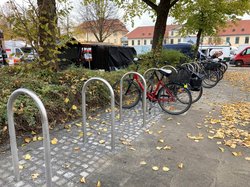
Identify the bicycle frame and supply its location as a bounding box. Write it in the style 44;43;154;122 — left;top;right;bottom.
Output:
132;70;176;103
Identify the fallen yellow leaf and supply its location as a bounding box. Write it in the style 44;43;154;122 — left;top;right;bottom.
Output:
232;152;242;156
245;157;250;161
129;147;136;151
64;98;70;103
99;140;105;144
23;154;31;160
24;137;31;143
31;173;39;180
162;166;170;172
37;136;43;141
178;163;184;169
158;139;164;143
31;131;36;135
140;161;147;165
80;177;86;183
96;180;101;187
51;138;58;145
152;166;159;171
218;147;224;152
156;146;162;150
72;105;77;110
19;164;24;170
75;123;82;127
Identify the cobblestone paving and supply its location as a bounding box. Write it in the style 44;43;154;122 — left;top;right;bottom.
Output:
0;103;163;187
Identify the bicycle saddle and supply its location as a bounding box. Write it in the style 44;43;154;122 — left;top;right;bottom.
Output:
158;68;172;77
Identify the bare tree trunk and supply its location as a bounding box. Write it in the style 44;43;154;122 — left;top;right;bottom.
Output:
37;0;58;71
194;28;203;60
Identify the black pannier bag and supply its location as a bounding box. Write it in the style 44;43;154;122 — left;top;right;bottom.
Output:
189;73;202;91
169;68;191;84
204;63;221;71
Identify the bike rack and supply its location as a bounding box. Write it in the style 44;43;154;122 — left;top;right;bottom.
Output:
82;77;115;151
120;72;147;127
143;68;159;78
181;63;195;72
7;88;52;187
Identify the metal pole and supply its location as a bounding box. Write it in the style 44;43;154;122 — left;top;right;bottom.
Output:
82;77;115;150
7;88;52;187
120;72;147;127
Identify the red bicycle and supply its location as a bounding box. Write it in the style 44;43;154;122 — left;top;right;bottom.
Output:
113;68;192;115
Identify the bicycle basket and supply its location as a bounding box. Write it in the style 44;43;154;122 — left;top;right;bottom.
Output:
169;68;191;84
204;63;221;71
189;73;202;91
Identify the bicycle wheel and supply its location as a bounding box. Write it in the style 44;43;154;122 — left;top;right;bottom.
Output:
157;83;192;115
202;70;219;88
190;86;203;103
113;79;141;109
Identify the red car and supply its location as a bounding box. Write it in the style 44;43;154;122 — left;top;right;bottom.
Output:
231;46;250;66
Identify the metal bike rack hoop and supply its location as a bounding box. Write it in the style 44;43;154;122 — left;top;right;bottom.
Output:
82;77;115;151
7;88;52;187
120;72;147;127
143;68;159;77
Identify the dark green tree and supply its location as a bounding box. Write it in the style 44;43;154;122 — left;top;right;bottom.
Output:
171;0;250;57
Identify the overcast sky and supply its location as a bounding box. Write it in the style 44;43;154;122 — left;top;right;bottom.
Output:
1;0;250;31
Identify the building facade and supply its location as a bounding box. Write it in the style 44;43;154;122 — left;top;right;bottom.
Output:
126;19;250;49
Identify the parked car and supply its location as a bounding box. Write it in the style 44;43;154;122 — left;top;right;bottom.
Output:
230;46;250;66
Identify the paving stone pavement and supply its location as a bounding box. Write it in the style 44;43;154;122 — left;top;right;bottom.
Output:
0;101;164;187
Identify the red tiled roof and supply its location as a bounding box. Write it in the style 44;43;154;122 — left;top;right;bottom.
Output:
218;20;250;36
126;25;179;39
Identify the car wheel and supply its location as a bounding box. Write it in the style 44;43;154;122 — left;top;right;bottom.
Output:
235;60;243;67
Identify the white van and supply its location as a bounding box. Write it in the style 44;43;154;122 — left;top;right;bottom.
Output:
4;40;36;65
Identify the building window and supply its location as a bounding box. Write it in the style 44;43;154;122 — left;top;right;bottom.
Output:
171;31;174;36
144;40;147;45
150;40;153;45
232;29;235;32
138;40;140;45
235;37;239;44
113;32;117;36
114;39;117;43
142;33;145;36
170;39;174;44
226;37;230;44
178;38;181;43
148;33;151;36
242;28;245;32
132;40;134;46
245;36;249;44
163;39;167;44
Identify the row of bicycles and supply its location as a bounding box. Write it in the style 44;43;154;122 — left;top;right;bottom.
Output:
113;58;228;115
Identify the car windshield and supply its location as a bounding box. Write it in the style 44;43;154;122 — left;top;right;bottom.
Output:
21;47;34;54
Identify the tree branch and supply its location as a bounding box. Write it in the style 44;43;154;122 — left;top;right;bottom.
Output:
142;0;158;11
170;0;180;8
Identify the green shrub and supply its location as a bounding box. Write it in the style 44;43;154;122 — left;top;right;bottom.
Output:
0;64;126;144
138;49;190;69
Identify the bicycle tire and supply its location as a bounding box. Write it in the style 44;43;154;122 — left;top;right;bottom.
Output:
157;83;192;115
202;70;219;88
113;79;141;109
190;86;203;103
